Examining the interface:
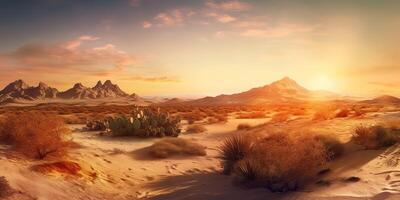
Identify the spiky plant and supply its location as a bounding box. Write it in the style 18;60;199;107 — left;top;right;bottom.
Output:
219;134;255;175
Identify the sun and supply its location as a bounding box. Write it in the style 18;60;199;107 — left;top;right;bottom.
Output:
311;75;336;91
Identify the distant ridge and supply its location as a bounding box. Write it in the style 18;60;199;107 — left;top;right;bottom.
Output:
178;77;340;105
0;80;138;104
361;95;400;104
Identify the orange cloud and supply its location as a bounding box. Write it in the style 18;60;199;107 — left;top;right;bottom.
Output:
207;13;236;23
0;36;135;77
153;9;195;27
142;21;152;28
121;76;180;83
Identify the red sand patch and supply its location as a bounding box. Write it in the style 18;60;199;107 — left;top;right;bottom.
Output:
32;161;82;176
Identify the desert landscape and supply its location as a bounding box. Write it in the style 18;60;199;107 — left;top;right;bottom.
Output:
0;0;399;200
0;77;400;200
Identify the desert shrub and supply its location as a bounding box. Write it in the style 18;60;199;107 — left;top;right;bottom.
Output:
334;109;350;118
149;138;206;158
219;134;256;175
85;120;108;131
231;133;328;192
0;176;14;198
270;112;290;123
352;125;398;149
108;107;181;137
314;134;344;160
237;123;252;130
186;124;207;133
237;111;266;119
0;112;70;159
312;110;331;121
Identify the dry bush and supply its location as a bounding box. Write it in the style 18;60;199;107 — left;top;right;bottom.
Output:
314;134;344;160
334;109;350;118
270;112;290;123
352;125;398;149
219;134;257;175
237;123;252;130
0;176;15;198
149;138;206;158
232;132;328;192
186;124;207;133
0;112;70;159
312;110;332;121
237;111;266;119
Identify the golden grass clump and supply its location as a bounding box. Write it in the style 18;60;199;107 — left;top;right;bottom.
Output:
0;112;70;159
237;111;266;119
149;138;206;158
220;132;329;192
186;124;207;133
314;134;344;160
352;124;399;149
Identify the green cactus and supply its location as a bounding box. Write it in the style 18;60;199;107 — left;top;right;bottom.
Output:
106;106;181;137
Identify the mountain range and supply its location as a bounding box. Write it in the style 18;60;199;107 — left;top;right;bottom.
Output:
1;77;398;106
0;80;139;104
182;77;340;105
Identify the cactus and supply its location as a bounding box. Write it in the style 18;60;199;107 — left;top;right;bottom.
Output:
105;107;181;137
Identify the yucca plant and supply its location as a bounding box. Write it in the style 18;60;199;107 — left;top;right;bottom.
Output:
219;134;256;175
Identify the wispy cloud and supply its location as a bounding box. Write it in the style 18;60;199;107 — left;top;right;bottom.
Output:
0;36;135;76
142;21;152;28
207;13;236;23
153;9;195;27
205;0;251;12
121;76;180;83
240;23;315;38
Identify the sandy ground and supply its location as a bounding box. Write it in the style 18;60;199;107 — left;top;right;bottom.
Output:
1;113;400;200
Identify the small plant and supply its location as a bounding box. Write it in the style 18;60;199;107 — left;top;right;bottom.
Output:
352;125;398;149
186;124;207;133
237;111;266;119
219;134;256;175
149;138;206;158
0;176;14;198
221;132;329;192
237;123;252;130
314;134;344;160
0;112;70;159
107;107;181;137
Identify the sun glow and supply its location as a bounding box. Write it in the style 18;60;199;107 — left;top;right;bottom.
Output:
310;75;336;91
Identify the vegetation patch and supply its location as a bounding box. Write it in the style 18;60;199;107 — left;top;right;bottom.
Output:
0;112;70;159
186;124;207;133
352;124;399;149
32;161;82;176
220;132;329;192
149;138;206;158
102;107;181;137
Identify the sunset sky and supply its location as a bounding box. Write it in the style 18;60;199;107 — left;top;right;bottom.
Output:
0;0;399;97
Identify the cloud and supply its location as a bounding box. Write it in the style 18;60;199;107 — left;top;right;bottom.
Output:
240;23;315;38
205;0;251;12
121;76;180;83
207;13;236;23
142;21;152;28
153;9;195;27
64;35;99;50
0;36;135;77
215;31;225;39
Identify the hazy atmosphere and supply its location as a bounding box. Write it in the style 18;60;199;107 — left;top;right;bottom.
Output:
1;0;399;97
1;1;400;200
